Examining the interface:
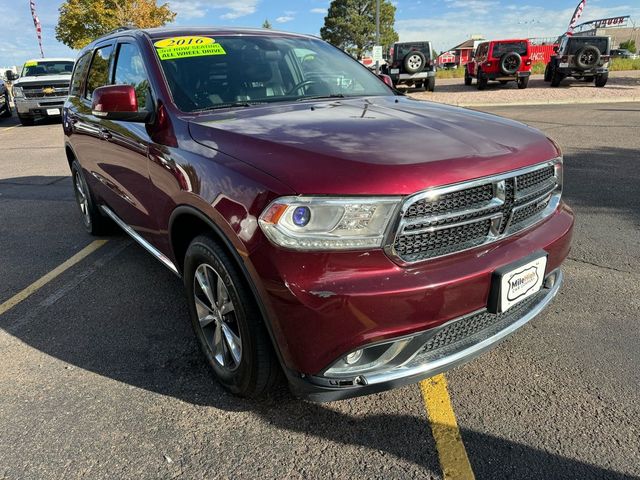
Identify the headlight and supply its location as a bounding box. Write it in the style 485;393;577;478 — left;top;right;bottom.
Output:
12;86;23;98
258;196;401;251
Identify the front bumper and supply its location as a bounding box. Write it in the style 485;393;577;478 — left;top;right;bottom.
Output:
289;269;563;401
14;96;65;116
250;203;574;397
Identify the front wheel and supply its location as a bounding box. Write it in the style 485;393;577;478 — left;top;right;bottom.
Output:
477;72;488;90
517;76;529;89
18;113;34;126
184;235;280;398
594;73;608;88
1;93;11;117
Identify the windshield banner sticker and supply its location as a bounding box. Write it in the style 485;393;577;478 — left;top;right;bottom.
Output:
24;60;38;67
154;36;226;60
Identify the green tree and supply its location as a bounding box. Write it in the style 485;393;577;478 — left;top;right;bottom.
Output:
56;0;176;49
321;0;399;58
262;19;272;29
619;39;636;53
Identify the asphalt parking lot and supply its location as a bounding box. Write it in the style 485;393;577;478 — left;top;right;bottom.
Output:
1;103;639;479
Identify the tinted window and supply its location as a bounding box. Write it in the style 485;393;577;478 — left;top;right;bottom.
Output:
114;42;151;111
69;52;91;97
568;37;608;54
396;43;431;60
476;44;489;58
155;35;391;112
85;45;114;100
21;60;74;77
492;41;528;58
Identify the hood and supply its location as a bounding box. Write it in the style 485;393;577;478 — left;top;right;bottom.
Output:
14;74;71;86
188;96;559;195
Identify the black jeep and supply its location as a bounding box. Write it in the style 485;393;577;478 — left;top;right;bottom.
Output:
544;35;610;87
383;41;436;91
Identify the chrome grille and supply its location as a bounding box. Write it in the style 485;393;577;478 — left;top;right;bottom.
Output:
23;84;69;99
388;160;562;264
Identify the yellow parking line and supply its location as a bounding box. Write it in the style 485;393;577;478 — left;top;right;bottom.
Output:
420;375;475;480
0;125;20;133
0;240;108;316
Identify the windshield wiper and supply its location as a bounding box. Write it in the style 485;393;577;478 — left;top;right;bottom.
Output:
193;101;267;112
296;94;346;102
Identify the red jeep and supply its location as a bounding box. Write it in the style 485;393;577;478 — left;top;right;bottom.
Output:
465;39;532;90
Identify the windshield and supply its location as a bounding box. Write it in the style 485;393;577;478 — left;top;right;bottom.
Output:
21;60;74;77
154;35;392;112
492;41;528;58
568;38;608;54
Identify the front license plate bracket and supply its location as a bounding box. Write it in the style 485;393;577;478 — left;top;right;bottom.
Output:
487;251;548;314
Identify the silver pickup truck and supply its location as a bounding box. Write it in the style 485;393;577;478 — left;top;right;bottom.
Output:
10;58;74;125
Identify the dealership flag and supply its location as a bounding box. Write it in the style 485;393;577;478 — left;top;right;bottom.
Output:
29;0;44;57
566;0;586;36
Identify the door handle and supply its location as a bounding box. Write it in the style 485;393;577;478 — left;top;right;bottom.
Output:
99;128;112;140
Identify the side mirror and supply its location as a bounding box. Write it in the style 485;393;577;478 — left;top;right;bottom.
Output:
5;70;18;81
91;85;150;122
553;46;559;53
378;74;394;88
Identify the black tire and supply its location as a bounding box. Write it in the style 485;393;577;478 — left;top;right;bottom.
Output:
575;45;601;70
403;51;426;74
544;63;552;82
594;73;608;88
464;71;472;86
70;160;113;235
18;114;34;126
499;52;522;75
425;76;435;92
517;76;529;89
477;71;488;90
1;92;11;118
550;65;563;87
184;235;280;398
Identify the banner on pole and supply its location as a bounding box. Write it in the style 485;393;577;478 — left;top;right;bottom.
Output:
29;0;44;58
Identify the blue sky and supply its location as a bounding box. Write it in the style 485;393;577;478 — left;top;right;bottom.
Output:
0;0;638;66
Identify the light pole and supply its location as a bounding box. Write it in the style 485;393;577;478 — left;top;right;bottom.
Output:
375;0;380;74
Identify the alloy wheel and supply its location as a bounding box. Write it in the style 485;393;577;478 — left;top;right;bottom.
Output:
408;54;423;70
193;263;242;371
73;171;90;227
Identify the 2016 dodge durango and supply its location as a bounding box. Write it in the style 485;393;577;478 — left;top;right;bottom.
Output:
63;27;574;401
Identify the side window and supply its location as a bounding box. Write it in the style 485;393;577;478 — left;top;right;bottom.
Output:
113;42;151;111
85;45;114;101
69;52;91;97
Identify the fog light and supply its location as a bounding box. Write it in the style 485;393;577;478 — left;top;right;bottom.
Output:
292;206;311;227
345;349;363;365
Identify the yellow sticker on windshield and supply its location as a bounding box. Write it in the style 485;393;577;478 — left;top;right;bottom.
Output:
154;36;226;60
24;60;38;67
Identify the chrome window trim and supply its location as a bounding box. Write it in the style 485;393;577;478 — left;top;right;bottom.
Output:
383;158;563;265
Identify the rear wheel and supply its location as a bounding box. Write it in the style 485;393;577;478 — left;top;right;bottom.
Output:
550;65;563;87
517;76;529;89
184;235;280;398
70;160;113;235
425;77;435;92
464;71;472;86
594;73;608;88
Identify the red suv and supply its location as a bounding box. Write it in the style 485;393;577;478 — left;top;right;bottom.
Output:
465;39;532;90
63;27;574;402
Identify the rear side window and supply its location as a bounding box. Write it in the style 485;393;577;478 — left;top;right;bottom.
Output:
85;45;114;101
114;42;152;111
69;52;91;97
492;41;528;58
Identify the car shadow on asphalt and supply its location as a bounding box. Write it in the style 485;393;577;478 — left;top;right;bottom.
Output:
1;172;638;478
